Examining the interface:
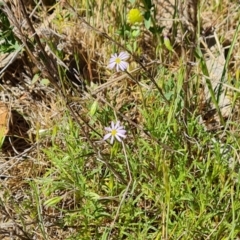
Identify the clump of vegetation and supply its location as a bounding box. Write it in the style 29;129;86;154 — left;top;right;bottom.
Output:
0;0;240;239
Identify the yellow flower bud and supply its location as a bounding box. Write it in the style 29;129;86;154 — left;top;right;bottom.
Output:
127;9;143;25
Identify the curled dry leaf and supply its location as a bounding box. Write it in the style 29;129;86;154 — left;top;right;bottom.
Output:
0;102;10;137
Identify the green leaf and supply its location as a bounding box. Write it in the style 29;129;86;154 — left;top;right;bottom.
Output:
132;29;140;37
164;36;173;52
89;100;98;117
144;17;151;30
85;192;100;200
128;0;136;4
44;196;62;207
31;74;39;84
126;44;133;52
40;78;50;86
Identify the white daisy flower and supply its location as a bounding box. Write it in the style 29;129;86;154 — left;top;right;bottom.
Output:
107;52;129;72
103;121;127;144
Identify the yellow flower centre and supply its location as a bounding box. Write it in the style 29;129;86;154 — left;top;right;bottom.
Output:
115;57;121;64
111;129;117;136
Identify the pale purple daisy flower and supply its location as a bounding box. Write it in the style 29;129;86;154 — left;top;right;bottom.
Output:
107;52;129;72
103;121;127;144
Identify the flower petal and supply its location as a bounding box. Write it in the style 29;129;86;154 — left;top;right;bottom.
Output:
111;121;115;129
117;129;126;135
117;133;126;139
110;136;115;144
105;126;112;131
119;61;128;71
115;121;120;128
108;62;116;69
116;64;122;72
103;133;112;141
119;52;129;60
112;53;118;58
115;134;123;142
